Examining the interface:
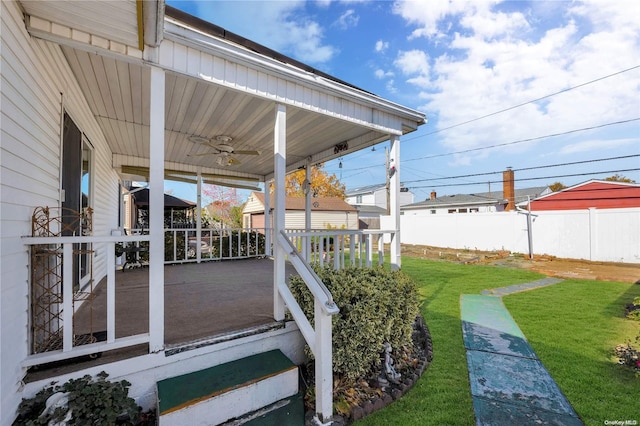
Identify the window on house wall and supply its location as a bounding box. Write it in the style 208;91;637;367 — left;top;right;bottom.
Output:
470;208;479;213
459;208;468;213
62;112;94;291
356;195;362;203
430;210;436;214
448;209;456;214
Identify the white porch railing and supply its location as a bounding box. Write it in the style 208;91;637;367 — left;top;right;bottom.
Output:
284;228;395;269
276;231;339;422
161;227;268;264
21;234;150;367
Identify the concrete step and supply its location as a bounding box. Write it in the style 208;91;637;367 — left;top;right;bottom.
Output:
157;349;299;426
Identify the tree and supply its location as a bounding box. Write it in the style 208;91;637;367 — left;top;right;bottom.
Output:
202;185;244;227
604;174;636;183
549;181;567;192
281;164;346;199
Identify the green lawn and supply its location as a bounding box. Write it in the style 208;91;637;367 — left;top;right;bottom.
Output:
355;257;640;426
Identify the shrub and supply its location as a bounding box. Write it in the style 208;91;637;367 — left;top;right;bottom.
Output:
14;371;140;425
626;296;640;321
289;265;419;381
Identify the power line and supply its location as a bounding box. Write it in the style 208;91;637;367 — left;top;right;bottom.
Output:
408;168;640;189
404;154;640;184
404;64;640;141
403;118;640;162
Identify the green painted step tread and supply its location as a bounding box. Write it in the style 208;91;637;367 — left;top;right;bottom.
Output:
157;349;296;415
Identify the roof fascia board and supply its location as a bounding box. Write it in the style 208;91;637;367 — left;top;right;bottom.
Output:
26;15;145;63
161;19;425;127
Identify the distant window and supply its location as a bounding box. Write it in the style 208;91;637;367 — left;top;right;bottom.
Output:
459;208;468;213
470;208;479;213
400;187;409;192
448;209;456;214
356;195;362;203
430;210;436;214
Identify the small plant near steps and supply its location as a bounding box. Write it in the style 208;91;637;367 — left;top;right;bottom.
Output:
13;371;145;425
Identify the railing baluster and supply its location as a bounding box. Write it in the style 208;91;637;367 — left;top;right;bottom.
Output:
107;242;116;343
62;243;73;352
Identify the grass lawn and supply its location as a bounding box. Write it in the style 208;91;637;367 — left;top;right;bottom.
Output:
355;257;640;426
504;279;640;425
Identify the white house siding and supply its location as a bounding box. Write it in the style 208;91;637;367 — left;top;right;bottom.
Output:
285;211;358;230
389;208;640;263
1;2;119;423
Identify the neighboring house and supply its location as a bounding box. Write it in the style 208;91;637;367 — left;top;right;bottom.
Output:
403;186;551;215
345;183;414;209
529;180;640;211
402;168;550;215
345;183;413;228
243;192;359;230
1;2;425;424
123;186;197;229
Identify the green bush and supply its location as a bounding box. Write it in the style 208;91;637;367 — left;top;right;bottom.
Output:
14;371;140;425
289;265;419;381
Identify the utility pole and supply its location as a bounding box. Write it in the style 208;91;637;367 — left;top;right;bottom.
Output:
385;146;390;215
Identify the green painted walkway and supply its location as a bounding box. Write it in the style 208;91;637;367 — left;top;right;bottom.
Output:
461;281;584;425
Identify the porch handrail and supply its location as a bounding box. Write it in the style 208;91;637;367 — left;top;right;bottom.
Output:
22;234;151;367
277;231;338;313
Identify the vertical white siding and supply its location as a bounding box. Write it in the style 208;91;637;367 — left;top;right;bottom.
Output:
1;2;119;423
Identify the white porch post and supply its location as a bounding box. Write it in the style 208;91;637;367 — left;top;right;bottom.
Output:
304;160;312;261
389;135;401;270
264;181;271;257
273;105;286;321
149;66;165;352
315;298;333;423
196;171;202;262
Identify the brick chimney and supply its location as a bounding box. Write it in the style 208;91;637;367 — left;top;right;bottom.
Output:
430;191;437;200
503;168;515;211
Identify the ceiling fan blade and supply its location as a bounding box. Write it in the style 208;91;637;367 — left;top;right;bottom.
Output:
233;150;261;156
187;152;217;157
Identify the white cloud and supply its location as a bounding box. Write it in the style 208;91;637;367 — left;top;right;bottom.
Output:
195;1;336;64
391;0;640;159
559;138;638;155
375;40;389;53
374;69;394;79
335;9;359;29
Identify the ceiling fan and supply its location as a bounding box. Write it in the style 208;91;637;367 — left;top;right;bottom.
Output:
187;135;261;166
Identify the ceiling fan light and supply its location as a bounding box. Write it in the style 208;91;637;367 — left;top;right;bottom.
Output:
215;135;233;143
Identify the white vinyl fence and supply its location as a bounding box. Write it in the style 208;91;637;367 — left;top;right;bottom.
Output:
383;207;640;264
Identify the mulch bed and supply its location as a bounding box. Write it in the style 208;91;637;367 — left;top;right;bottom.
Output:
304;315;433;425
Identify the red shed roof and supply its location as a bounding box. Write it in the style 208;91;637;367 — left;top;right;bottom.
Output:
529;180;640;211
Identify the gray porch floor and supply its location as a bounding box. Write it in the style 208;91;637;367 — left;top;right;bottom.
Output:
27;258;296;382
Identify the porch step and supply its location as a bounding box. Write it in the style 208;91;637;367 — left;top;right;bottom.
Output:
222;392;304;426
157;349;299;426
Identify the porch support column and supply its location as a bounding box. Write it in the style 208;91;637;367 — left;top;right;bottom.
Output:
389;134;401;270
196;171;202;262
264;181;271;257
304;159;312;261
273;105;286;321
149;66;165;352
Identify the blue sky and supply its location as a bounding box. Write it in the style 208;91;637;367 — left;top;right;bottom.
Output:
165;0;639;203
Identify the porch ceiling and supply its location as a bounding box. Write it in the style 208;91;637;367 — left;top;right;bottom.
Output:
24;0;425;183
63;46;393;181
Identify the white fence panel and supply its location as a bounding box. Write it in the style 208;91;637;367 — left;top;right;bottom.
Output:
396;208;640;264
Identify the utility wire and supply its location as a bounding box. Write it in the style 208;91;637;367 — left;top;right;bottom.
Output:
405;64;640;141
404;118;640;162
404;154;640;183
409;168;640;189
